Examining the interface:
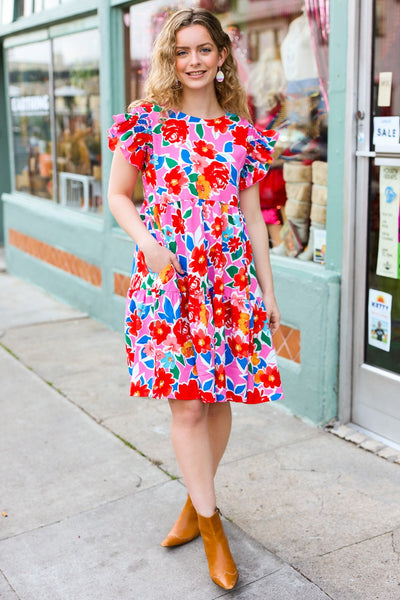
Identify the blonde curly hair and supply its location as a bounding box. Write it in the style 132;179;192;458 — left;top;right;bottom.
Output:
128;8;251;121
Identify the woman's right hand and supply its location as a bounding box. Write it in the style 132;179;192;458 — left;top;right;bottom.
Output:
141;238;184;275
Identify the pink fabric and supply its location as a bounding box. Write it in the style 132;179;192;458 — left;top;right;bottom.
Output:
108;103;284;404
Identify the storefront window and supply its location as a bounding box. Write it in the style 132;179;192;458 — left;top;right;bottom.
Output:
6;27;102;213
8;41;53;200
53;29;102;211
1;0;74;23
124;0;329;261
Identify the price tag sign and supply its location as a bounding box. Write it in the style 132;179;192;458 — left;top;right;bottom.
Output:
373;116;400;146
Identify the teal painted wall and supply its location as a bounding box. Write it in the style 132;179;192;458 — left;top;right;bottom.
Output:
325;0;348;272
0;44;11;244
272;257;340;425
1;0;349;426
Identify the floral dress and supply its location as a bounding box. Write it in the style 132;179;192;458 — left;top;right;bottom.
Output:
108;102;284;404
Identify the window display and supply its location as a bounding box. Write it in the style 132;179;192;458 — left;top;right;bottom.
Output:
124;0;329;261
6;27;102;213
54;29;102;211
8;41;53;200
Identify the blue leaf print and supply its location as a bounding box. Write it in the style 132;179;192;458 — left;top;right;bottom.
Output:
181;149;192;164
223;141;233;152
186;234;194;251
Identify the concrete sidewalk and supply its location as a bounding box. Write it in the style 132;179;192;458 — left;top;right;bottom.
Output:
0;267;399;600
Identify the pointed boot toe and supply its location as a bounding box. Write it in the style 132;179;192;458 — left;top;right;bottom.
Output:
198;509;238;590
161;495;200;547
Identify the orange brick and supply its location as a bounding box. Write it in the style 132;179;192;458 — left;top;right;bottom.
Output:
274;325;301;364
114;272;130;297
8;228;102;287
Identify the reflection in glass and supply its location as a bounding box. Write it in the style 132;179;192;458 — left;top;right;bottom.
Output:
53;29;102;212
8;41;53;200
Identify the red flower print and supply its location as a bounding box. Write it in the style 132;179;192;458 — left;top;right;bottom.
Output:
116;114;139;135
162;119;189;143
215;364;225;388
252;141;273;164
172;209;185;234
149;319;171;344
232;125;247;147
129;273;142;293
228;334;249;358
214;275;224;295
177;276;189;296
193;139;217;158
253;304;267;334
228;236;241;253
226;390;243;403
230;304;242;328
108;136;118;151
153;368;174;398
141;102;154;113
205;115;231;133
189;244;208;276
200;390;215;403
144;163;157;186
203;162;230;190
188;295;202;323
175;379;200;400
244;240;252;265
209;243;227;268
187;274;201;295
164;166;188;195
259;366;281;388
247;388;268;404
127;310;142;336
126;346;135;366
173;318;191;345
225;302;232;328
213;297;225;328
193;330;212;354
127;131;152;153
130;380;150;396
136;250;149;276
211;215;227;238
233;267;248;291
129;148;146;167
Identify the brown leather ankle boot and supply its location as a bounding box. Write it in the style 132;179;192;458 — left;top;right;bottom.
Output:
161;495;200;547
197;509;238;590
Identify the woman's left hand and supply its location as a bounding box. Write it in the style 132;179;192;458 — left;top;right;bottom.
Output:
263;293;281;336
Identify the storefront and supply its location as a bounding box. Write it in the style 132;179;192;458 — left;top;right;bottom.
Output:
3;0;393;439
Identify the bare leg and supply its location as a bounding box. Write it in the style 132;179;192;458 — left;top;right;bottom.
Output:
207;402;232;475
169;398;216;517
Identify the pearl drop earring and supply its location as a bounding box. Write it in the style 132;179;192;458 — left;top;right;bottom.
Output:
216;68;225;83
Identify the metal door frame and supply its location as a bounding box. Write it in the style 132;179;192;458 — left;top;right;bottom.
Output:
339;0;400;443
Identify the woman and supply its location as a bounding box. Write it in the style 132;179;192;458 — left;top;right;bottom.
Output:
107;8;283;590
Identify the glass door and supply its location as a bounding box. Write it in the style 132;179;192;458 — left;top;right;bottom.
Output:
352;0;400;445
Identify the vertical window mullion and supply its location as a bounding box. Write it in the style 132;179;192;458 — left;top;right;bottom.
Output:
49;38;58;204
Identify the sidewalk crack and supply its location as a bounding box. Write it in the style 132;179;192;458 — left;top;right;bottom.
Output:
317;528;400;558
0;568;22;599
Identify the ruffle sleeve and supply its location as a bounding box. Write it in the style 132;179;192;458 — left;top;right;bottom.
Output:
239;125;279;190
107;104;153;171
